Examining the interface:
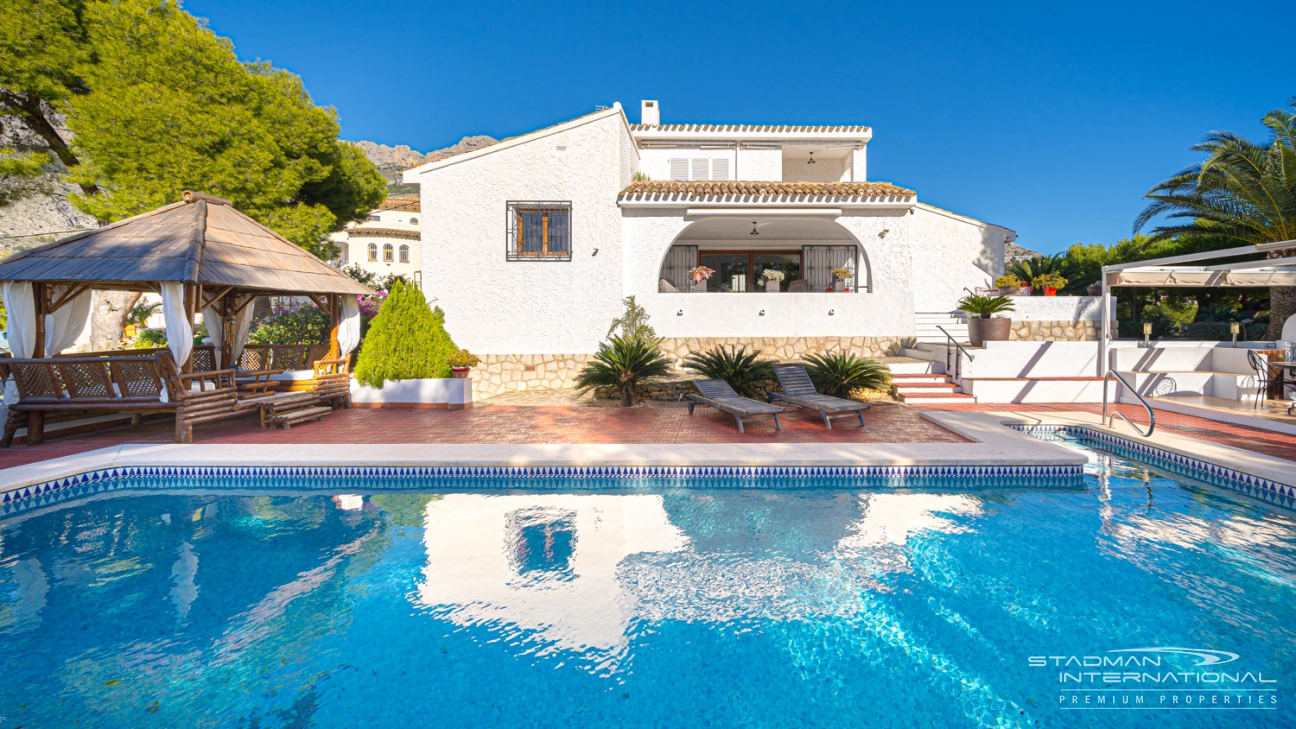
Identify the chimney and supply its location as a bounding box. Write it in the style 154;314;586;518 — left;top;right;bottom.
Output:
641;100;660;126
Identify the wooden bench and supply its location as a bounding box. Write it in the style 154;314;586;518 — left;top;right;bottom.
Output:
1;352;242;445
254;357;352;429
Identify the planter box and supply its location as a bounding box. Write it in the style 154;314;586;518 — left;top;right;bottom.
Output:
968;318;1011;347
349;376;473;409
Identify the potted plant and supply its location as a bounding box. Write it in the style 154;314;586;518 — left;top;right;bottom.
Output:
994;274;1023;296
760;268;785;292
830;267;852;292
1086;282;1103;296
1032;273;1067;296
687;265;715;293
957;294;1015;347
447;349;480;379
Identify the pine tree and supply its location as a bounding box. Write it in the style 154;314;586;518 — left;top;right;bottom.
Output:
354;281;458;387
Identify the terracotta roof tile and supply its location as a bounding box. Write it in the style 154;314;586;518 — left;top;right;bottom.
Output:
631;124;871;133
617;180;913;202
377;195;420;212
344;227;420;239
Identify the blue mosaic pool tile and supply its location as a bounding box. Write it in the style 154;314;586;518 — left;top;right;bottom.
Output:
1011;424;1294;509
0;460;1087;515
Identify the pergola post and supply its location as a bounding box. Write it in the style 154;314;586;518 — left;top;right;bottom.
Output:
182;282;197;373
1099;266;1110;378
328;293;341;359
27;281;46;445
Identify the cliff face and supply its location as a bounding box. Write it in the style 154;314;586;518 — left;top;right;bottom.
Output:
352;135;498;184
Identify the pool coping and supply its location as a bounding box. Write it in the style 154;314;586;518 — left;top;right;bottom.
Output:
1;411;1291;508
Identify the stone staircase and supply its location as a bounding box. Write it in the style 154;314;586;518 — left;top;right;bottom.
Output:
884;357;976;404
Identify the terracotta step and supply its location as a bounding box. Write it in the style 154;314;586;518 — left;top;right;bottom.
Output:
897;391;976;403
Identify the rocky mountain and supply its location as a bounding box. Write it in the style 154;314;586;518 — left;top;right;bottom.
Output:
1005;240;1043;264
352;135;498;184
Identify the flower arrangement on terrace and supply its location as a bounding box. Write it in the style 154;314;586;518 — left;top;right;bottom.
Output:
994;274;1023;289
688;266;715;284
760;269;786;282
830;267;852;281
447;349;480;369
1032;273;1068;289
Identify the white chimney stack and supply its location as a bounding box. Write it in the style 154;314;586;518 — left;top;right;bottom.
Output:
641;100;660;126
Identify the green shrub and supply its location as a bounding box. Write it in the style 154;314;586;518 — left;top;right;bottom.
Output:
354;280;458;387
802;352;889;398
249;304;331;345
135;329;167;349
957;294;1015;319
574;336;672;406
682;345;775;398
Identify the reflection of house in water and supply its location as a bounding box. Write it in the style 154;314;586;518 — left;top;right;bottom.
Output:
416;492;983;668
417;494;687;668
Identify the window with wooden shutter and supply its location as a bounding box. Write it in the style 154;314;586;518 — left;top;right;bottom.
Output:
507;201;572;261
669;158;689;181
711;158;730;180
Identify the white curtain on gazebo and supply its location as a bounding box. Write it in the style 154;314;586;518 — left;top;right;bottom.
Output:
160;282;192;375
201;296;255;369
2;282;36;404
337;296;361;356
43;285;92;355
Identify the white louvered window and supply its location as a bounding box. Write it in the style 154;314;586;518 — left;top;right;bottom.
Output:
711;158;730;180
669;158;689;181
691;158;709;180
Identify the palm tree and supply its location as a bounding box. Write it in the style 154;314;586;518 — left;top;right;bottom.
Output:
1135;100;1296;339
574;335;672;406
1007;253;1073;290
682;345;775;398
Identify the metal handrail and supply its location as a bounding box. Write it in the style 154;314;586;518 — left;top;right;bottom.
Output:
1102;369;1156;437
935;325;974;381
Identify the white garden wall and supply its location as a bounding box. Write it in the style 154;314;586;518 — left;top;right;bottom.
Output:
908;204;1009;311
1007;296;1111;321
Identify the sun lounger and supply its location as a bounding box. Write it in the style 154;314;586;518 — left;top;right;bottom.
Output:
769;363;869;429
686;378;784;433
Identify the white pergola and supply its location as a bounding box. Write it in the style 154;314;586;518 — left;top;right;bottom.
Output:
1098;239;1296;373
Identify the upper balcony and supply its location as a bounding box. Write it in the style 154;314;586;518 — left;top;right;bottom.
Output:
631;100;872;184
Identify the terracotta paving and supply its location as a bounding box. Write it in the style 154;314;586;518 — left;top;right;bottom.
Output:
0;402;965;471
2;400;1293;473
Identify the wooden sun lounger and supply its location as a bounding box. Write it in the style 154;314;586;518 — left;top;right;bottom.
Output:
686;378;784;433
769;363;869;429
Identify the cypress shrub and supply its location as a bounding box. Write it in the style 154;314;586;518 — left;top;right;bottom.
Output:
354;280;458;387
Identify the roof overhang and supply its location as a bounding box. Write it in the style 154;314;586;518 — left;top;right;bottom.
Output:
632;127;872;145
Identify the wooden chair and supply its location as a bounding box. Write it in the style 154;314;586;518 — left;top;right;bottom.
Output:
786;280;810;293
769;363;869;429
685;379;784;433
659;278;680;293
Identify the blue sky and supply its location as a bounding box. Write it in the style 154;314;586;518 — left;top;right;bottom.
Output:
188;0;1293;254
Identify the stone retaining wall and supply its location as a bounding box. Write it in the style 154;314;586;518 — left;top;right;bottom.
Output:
1009;320;1104;341
469;337;909;400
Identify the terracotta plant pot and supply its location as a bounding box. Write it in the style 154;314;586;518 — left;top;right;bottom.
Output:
968;318;1011;347
1043;287;1057;296
1087;284;1102;296
451;367;471;379
999;286;1020;296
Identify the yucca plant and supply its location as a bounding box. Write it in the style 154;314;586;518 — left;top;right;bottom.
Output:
802;352;889;399
574;335;672;406
682;345;775;398
957;294;1015;319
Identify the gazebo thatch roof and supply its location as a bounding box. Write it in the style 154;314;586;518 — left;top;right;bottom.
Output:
0;191;371;296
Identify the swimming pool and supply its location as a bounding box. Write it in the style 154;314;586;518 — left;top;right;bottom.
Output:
1;441;1292;727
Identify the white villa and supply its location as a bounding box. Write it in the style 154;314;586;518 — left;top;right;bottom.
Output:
403;101;1096;398
332;194;422;282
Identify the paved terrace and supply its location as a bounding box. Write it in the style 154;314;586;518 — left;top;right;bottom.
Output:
0;400;1293;473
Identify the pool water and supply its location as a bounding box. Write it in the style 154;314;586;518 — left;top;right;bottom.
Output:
1;449;1294;727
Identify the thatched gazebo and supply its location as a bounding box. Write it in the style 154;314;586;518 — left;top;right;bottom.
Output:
0;191;373;444
0;191;371;369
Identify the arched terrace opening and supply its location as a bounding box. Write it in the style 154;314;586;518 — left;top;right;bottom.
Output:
657;217;872;294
